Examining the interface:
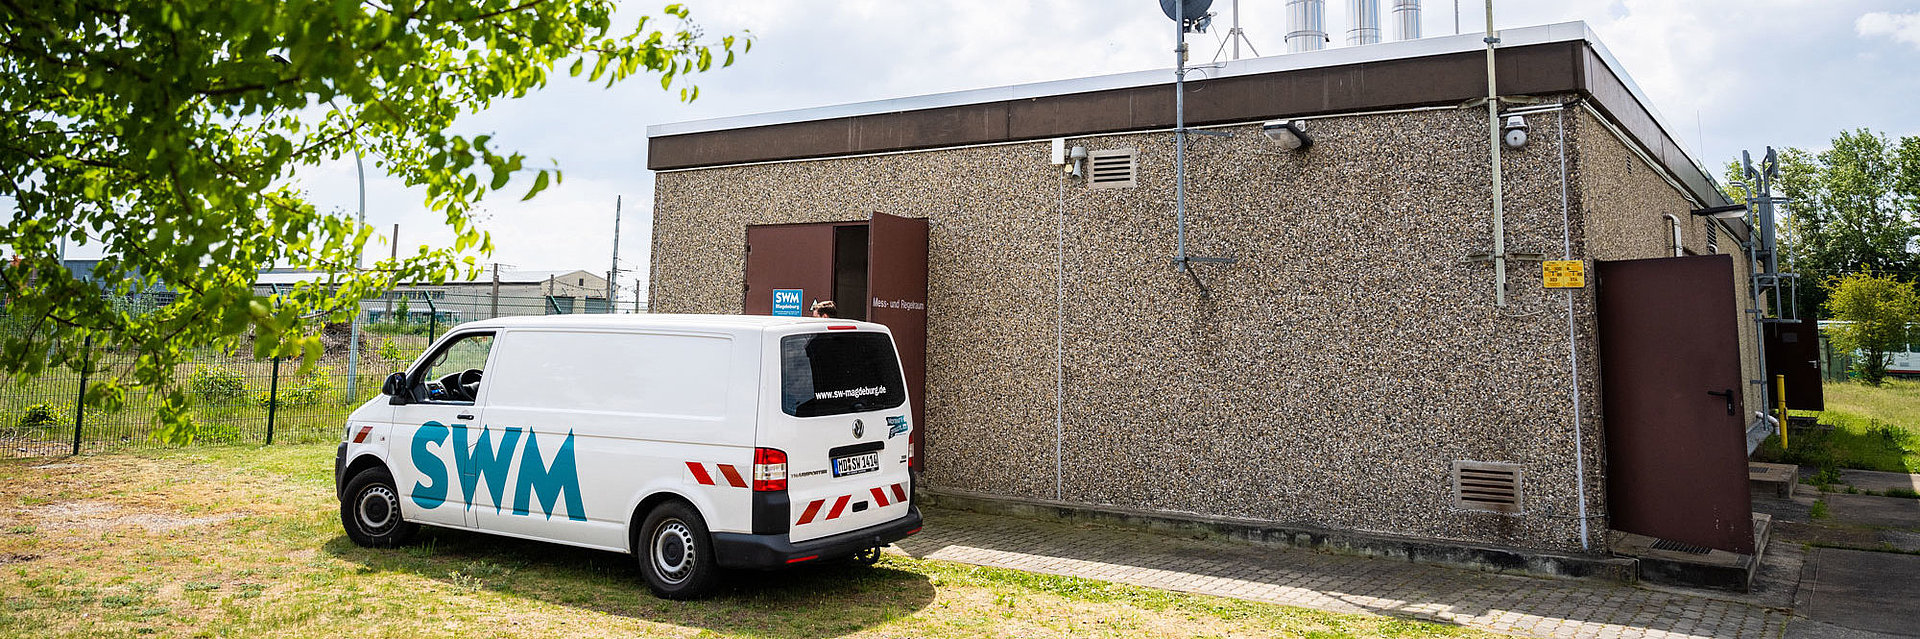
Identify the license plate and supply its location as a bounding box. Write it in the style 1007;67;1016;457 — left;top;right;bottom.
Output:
832;452;879;477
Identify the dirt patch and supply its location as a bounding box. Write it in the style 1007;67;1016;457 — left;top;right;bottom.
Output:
28;500;242;532
27;462;80;470
0;553;38;564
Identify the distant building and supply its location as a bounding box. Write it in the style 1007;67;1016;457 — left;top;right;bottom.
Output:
253;268;612;322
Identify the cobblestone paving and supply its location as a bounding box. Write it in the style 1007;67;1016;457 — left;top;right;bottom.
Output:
893;509;1794;639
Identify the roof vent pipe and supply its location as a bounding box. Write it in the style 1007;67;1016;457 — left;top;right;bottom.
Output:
1286;0;1327;53
1347;0;1381;46
1390;0;1421;41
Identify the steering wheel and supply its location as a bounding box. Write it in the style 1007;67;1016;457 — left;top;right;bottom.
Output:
435;368;484;401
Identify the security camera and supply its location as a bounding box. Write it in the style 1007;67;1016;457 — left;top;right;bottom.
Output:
1502;115;1529;149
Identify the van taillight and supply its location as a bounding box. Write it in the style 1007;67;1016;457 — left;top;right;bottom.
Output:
827;325;857;330
752;447;788;492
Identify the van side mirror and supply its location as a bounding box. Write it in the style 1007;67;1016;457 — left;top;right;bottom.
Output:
383;372;411;405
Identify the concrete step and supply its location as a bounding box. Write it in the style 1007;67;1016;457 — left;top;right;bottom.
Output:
1611;512;1771;592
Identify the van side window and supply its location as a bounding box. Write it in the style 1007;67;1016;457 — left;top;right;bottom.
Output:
414;332;496;404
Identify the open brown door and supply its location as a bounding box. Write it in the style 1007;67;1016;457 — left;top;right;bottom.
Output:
744;224;835;315
867;212;928;470
1599;255;1754;554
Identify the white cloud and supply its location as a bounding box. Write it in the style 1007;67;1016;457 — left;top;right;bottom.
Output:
1857;11;1920;48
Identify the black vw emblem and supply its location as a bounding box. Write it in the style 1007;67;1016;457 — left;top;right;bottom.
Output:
852;419;865;438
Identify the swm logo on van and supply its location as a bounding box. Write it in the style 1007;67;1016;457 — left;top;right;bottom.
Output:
408;421;586;521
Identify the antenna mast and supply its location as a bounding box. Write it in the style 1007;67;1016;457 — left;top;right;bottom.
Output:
1212;0;1261;62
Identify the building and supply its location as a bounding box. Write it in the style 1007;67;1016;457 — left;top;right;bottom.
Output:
645;22;1796;581
254;268;612;322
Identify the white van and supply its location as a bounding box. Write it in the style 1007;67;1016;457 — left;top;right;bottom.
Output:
333;314;922;598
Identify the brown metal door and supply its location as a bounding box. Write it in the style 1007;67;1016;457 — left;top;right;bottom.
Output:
743;224;835;315
1765;321;1825;411
867;212;928;470
1598;255;1754;555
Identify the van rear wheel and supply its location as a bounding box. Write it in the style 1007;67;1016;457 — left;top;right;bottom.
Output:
341;467;419;548
637;501;719;599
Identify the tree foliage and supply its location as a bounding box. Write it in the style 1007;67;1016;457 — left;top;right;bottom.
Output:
0;1;747;441
1823;271;1920;385
1748;129;1920;317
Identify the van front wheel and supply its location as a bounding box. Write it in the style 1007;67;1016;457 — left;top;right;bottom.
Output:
341;468;419;548
637;502;719;599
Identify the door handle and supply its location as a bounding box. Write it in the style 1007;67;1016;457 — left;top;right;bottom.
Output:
1705;389;1734;416
457;413;476;420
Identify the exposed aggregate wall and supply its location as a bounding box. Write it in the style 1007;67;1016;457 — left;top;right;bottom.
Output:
648;99;1743;554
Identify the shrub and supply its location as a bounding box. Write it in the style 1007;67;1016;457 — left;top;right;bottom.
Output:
257;367;338;408
17;403;66;430
189;365;249;403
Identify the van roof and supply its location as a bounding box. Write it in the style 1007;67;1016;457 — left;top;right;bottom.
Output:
451;313;872;332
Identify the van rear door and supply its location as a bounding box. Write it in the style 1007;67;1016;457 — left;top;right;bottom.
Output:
762;326;913;543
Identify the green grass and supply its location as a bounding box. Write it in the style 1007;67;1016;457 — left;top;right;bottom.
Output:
1754;380;1920;474
0;445;1493;638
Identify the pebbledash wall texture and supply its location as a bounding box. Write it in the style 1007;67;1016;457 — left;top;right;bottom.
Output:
650;99;1756;554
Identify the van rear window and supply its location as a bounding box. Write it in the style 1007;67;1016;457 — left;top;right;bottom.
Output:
780;332;906;417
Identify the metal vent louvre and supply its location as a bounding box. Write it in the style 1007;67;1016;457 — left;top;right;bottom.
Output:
1452;461;1522;514
1087;148;1137;189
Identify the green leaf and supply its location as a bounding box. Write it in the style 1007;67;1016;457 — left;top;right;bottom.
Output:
522;170;550;201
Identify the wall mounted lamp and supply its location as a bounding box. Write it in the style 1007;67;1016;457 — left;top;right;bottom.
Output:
1691;204;1748;220
1261;120;1312;151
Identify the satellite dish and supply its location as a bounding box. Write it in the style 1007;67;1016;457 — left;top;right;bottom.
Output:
1160;0;1213;22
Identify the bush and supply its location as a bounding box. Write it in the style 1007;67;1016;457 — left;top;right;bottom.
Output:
17;403;67;430
189;365;249;403
257;366;337;408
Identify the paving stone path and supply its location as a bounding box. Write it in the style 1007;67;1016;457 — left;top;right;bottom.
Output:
893;509;1796;639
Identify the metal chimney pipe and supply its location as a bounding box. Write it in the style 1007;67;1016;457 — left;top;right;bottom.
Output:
1286;0;1327;53
1391;0;1421;41
1347;0;1381;46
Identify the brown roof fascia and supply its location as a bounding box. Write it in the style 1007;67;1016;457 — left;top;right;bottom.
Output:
648;40;1725;208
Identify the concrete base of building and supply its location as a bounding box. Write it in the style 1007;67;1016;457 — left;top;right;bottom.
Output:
920;487;1640;584
1610;513;1771;593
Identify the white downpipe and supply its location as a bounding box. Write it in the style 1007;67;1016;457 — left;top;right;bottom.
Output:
1484;0;1506;307
1557;105;1591;551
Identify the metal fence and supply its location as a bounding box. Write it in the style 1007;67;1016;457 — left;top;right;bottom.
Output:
0;291;639;458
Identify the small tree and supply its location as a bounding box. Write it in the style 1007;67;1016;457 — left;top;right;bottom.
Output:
393;297;412;325
1823;271;1920;385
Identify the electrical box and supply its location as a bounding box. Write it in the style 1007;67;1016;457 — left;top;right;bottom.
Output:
1050;138;1066;165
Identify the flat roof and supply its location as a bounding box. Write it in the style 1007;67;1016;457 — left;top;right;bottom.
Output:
253;269;599;286
454;313;872;331
646;21;1731;208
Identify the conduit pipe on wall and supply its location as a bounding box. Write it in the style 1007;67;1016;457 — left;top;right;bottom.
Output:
1555;103;1592;551
1483;0;1508;307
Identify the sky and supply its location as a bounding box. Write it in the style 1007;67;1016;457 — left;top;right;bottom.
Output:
61;1;1920;306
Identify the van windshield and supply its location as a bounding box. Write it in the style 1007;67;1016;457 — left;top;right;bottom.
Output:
780;332;906;417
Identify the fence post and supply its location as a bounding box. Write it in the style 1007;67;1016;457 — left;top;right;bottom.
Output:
266;356;281;445
71;335;92;456
426;297;439;343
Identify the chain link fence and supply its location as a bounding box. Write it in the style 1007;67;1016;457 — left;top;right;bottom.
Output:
0;290;637;458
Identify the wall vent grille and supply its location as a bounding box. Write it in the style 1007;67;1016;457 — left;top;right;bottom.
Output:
1452;461;1522;514
1087;149;1137;189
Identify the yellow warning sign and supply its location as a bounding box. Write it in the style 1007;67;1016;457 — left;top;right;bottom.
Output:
1544;260;1586;288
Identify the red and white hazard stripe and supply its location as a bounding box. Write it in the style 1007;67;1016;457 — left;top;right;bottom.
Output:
685;461;748;489
795;481;909;525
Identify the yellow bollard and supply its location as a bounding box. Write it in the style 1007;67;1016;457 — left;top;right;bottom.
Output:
1775;374;1789;449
